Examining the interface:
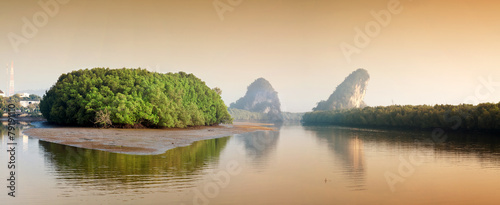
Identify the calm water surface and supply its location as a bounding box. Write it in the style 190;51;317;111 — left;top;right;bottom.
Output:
1;122;499;204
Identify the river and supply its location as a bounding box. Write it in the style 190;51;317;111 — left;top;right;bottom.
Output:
1;122;499;204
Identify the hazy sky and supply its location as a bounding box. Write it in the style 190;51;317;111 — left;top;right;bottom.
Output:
1;0;499;112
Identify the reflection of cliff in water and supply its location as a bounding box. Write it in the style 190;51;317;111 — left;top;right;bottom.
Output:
235;130;280;167
343;127;500;167
306;126;500;190
38;136;230;193
305;126;366;190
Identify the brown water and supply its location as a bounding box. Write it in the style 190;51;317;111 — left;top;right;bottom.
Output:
1;122;500;204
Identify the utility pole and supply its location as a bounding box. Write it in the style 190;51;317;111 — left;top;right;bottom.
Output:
5;63;8;96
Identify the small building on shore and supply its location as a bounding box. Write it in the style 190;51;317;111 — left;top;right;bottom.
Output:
0;90;5;97
20;100;40;107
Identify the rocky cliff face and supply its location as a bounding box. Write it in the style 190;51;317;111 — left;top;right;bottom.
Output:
313;69;369;111
230;78;283;122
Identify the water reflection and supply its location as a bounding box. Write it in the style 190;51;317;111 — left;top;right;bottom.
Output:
306;126;500;191
1;121;32;148
235;130;280;168
38;136;230;195
306;126;366;190
432;134;500;167
1;121;32;134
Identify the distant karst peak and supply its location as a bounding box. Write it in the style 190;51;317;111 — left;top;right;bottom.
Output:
313;68;370;111
230;78;283;122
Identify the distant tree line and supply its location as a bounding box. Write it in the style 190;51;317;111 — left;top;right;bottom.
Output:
229;108;304;122
302;103;500;132
40;68;232;128
282;112;305;122
228;108;269;121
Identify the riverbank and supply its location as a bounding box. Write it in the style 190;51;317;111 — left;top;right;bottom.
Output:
0;116;45;122
23;122;276;155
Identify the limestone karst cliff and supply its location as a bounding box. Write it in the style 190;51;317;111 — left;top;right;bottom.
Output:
313;69;370;111
230;78;283;122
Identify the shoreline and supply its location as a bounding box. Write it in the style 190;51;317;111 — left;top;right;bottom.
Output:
0;116;46;122
22;122;276;155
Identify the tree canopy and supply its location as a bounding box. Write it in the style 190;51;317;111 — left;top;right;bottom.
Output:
25;94;42;101
303;103;500;133
40;68;232;128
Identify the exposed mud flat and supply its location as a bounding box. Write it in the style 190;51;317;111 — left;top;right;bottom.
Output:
23;122;275;155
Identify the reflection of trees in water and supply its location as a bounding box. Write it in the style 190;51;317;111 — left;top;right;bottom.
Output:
235;130;280;167
340;128;500;166
432;133;500;166
38;136;230;193
1;123;31;148
306;126;366;190
1;121;31;136
306;126;500;190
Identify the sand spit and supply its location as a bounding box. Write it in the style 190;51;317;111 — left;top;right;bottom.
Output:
23;122;275;155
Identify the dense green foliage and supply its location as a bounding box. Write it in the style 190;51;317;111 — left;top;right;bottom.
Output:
25;94;42;101
230;78;283;122
40;68;232;128
314;68;369;111
1;95;20;110
303;103;500;132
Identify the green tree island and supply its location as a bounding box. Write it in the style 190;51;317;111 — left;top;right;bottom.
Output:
40;68;232;128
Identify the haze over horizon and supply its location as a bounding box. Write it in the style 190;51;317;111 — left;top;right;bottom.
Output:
1;0;499;112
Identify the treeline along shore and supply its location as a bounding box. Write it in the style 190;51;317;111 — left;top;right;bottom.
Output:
302;103;500;133
5;67;500;135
